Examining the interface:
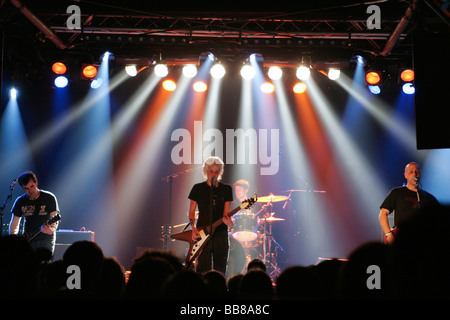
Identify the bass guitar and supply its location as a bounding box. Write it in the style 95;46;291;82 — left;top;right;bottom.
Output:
170;195;258;267
24;213;61;241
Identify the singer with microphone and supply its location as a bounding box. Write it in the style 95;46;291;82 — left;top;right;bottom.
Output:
188;156;233;275
9;171;60;260
379;162;439;244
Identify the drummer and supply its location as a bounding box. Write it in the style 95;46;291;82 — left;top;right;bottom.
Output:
233;179;251;204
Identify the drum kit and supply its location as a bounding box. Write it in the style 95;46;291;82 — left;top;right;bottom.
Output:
228;193;289;280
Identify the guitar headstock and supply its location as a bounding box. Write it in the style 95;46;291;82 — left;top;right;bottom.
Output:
47;213;61;225
240;192;258;210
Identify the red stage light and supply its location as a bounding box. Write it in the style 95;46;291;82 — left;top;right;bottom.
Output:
52;62;67;75
162;79;176;91
293;82;307;94
400;69;414;82
365;71;381;85
82;65;98;79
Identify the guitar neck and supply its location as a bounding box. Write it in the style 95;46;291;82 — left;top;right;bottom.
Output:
209;206;242;232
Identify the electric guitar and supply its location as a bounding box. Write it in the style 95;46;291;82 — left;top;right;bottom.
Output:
384;227;398;244
170;195;258;267
24;213;61;241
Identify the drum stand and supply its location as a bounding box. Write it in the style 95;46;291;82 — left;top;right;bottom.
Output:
262;217;285;282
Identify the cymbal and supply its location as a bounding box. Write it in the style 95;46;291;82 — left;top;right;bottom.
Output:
283;189;326;193
258;194;289;202
261;216;285;222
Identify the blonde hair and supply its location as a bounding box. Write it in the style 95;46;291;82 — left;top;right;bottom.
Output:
202;156;224;181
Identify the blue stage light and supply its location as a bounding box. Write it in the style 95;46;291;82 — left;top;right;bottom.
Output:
368;85;381;95
54;76;69;88
402;83;415;95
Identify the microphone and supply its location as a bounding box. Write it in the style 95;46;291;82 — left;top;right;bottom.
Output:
211;177;216;187
10;179;18;190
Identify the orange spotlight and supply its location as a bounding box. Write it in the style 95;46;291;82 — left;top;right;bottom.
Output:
365;71;381;85
82;64;98;79
293;82;307;94
400;69;415;82
162;79;177;91
52;62;67;75
261;82;275;94
193;81;207;92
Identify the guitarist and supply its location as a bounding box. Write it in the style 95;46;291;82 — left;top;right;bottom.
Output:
9;171;60;259
379;162;439;244
188;157;233;275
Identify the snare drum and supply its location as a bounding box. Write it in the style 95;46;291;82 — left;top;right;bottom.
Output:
232;213;258;242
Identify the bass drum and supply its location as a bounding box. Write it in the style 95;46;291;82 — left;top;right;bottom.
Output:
226;236;246;278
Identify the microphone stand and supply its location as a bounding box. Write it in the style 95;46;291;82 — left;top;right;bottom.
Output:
161;167;198;250
0;180;17;237
209;177;215;269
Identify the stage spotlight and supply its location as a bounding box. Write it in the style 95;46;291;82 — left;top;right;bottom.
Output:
268;66;283;80
368;85;381;95
154;64;169;77
210;64;226;79
355;55;366;65
9;88;17;99
90;78;103;89
52;62;67;75
125;65;138;77
182;64;198;78
82;65;98;79
261;82;275;94
199;52;215;64
328;68;340;80
240;64;255;80
293;82;307;94
102;51;112;62
54;76;69;88
193;81;207;92
296;66;310;80
162;79;177;91
400;69;415;82
402;83;415;94
365;71;381;85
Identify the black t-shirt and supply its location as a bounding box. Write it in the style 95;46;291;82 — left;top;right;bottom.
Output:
188;181;233;231
380;186;439;227
11;190;59;236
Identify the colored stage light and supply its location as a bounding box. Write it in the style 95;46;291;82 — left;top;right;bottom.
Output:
52;62;67;75
296;66;310;80
368;85;381;94
400;69;415;82
402;83;415;94
193;81;207;92
293;82;307;94
82;65;98;79
90;78;103;89
54;76;69;88
268;66;283;80
261;82;275;94
210;64;226;79
328;68;340;80
365;71;381;85
162;79;176;91
240;64;255;80
182;64;198;78
154;64;169;77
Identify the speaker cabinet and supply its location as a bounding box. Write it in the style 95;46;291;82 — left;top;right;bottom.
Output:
52;230;95;261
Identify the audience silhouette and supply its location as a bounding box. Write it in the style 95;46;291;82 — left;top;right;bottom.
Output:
1;204;448;300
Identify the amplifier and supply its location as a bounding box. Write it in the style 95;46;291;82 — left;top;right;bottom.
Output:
52;230;95;261
56;229;95;244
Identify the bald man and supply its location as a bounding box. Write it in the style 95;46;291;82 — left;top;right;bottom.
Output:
379;162;439;244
